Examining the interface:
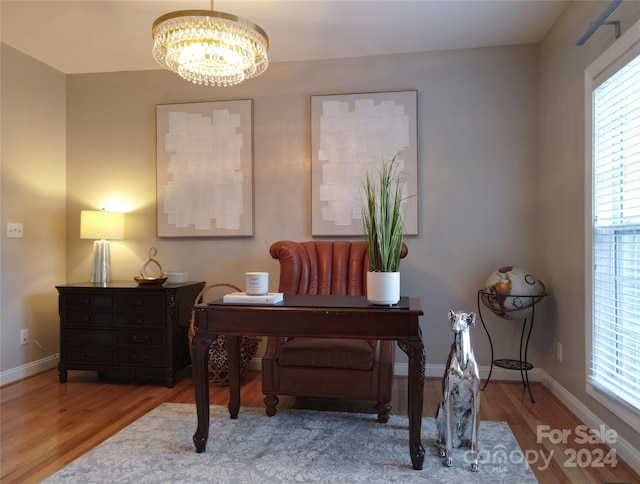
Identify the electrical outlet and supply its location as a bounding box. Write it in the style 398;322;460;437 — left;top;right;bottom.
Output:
7;223;23;238
20;329;28;345
557;342;563;362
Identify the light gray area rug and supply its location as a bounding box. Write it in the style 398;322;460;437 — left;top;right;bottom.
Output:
43;403;538;483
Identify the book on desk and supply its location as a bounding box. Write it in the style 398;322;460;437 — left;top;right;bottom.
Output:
221;292;284;304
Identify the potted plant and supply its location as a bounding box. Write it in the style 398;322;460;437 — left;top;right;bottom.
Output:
362;155;407;305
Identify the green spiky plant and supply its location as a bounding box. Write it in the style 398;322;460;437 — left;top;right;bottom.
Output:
362;156;406;272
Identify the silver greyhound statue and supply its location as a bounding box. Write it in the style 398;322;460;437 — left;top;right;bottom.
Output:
435;309;481;471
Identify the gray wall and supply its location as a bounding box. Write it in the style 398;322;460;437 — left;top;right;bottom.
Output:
64;44;540;374
539;0;640;453
0;44;66;380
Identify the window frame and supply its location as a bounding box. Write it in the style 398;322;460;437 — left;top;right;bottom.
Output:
585;17;640;430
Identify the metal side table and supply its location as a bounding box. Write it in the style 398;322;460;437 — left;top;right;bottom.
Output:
477;290;546;403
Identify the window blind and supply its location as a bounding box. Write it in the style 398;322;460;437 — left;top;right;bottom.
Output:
591;51;640;413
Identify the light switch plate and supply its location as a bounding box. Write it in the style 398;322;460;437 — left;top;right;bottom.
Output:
7;223;23;238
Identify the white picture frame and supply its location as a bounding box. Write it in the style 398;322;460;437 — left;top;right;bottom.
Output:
311;90;418;236
156;100;254;237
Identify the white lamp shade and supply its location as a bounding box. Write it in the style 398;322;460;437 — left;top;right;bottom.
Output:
80;210;124;240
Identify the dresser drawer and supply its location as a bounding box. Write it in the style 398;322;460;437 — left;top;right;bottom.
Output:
64;348;112;365
57;281;205;386
64;311;112;326
63;294;113;310
116;294;165;311
115;312;165;328
64;329;112;346
116;330;165;347
115;348;167;367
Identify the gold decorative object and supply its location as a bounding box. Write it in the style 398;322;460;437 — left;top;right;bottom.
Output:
151;1;269;87
134;247;167;285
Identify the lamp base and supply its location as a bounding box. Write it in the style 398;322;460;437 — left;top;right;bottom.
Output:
91;240;112;284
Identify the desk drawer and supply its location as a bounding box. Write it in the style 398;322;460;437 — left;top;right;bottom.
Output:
115;348;167;367
64;311;112;326
64;329;112;346
116;330;165;347
115;312;165;328
63;294;113;310
65;348;112;365
116;294;164;311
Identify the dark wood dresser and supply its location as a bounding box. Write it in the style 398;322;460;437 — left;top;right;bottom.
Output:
56;281;205;387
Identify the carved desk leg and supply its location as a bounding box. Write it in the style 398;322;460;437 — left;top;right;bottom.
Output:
192;332;216;453
226;335;240;419
398;338;426;470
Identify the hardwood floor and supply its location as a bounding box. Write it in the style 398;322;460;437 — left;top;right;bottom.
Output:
1;369;638;483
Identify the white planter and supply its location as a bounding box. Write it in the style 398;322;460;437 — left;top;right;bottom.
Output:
366;271;400;305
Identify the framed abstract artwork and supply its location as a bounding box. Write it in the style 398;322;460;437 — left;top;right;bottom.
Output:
310;90;418;236
156;100;254;237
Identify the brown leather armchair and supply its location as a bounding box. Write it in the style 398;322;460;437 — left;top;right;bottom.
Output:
262;240;408;423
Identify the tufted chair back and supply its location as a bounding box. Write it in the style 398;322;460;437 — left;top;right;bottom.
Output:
272;240;408;296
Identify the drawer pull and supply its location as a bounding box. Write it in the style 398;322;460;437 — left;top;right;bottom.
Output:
83;316;92;323
135;300;143;307
133;354;149;362
133;335;149;343
83;298;92;306
81;334;96;341
80;352;96;361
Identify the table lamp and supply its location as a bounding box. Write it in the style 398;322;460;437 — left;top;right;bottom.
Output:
80;210;125;284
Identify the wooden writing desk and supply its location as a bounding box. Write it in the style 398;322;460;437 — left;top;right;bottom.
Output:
191;294;426;470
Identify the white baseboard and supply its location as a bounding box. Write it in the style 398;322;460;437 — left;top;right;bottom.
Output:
538;371;640;476
0;354;59;386
395;362;543;382
248;360;541;382
246;358;262;372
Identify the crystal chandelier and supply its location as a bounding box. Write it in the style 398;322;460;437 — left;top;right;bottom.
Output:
152;3;269;87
